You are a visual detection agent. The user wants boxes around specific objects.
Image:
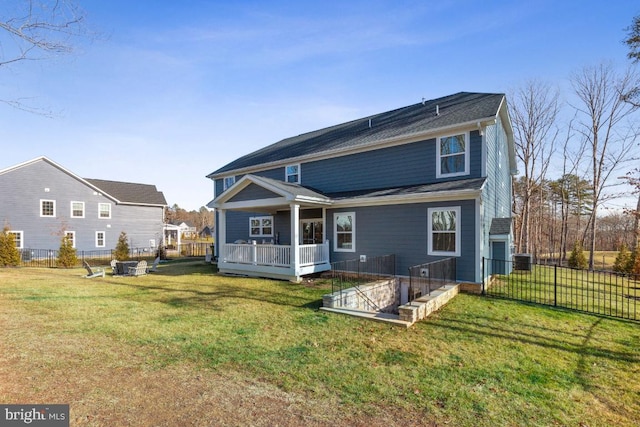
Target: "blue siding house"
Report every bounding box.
[0,157,167,254]
[207,92,516,283]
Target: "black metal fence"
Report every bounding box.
[483,257,639,321]
[330,254,396,294]
[16,242,211,268]
[407,257,457,302]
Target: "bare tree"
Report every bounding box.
[0,0,89,114]
[509,80,559,255]
[570,63,640,269]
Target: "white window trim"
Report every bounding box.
[65,231,76,248]
[40,199,56,217]
[70,201,85,218]
[9,231,23,249]
[98,203,111,219]
[223,176,236,190]
[249,216,274,238]
[436,132,470,178]
[285,164,301,184]
[428,206,461,256]
[95,231,106,248]
[333,212,355,252]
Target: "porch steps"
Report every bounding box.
[320,283,460,327]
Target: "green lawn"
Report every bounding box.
[1,260,639,426]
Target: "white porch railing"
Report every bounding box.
[222,241,329,268]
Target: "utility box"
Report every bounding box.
[514,254,532,271]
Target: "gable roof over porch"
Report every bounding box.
[209,174,332,212]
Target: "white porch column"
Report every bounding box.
[218,209,226,260]
[291,203,300,273]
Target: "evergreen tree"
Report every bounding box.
[567,241,588,269]
[57,234,78,268]
[627,247,640,277]
[0,226,21,267]
[613,243,632,274]
[114,232,130,261]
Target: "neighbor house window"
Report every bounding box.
[436,133,469,177]
[71,201,85,218]
[249,216,273,237]
[99,203,111,219]
[96,231,105,248]
[65,231,75,248]
[223,176,235,190]
[428,207,461,256]
[8,231,23,249]
[40,200,56,217]
[334,212,355,252]
[285,164,300,183]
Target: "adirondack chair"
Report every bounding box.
[149,257,160,272]
[128,260,148,276]
[110,259,118,275]
[83,261,105,278]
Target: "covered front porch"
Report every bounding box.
[211,174,333,282]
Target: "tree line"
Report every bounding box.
[511,14,640,272]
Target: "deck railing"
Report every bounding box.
[222,241,329,268]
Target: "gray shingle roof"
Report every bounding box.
[85,178,167,206]
[489,217,512,235]
[208,92,505,177]
[327,177,487,200]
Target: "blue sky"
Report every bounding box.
[1,1,638,210]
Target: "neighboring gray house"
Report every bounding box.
[207,92,516,283]
[0,157,167,253]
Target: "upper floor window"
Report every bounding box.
[223,176,236,190]
[249,216,273,237]
[8,231,23,249]
[428,207,460,256]
[334,212,355,252]
[437,133,469,178]
[40,200,56,217]
[71,201,85,218]
[285,164,300,183]
[99,203,111,219]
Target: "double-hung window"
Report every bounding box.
[428,207,460,256]
[65,231,75,248]
[285,164,300,183]
[223,176,236,191]
[334,212,355,252]
[99,203,111,219]
[71,201,85,218]
[437,133,469,178]
[96,231,105,248]
[249,216,273,237]
[8,231,23,249]
[40,200,56,217]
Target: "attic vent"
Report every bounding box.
[422,97,426,106]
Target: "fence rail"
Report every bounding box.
[407,257,457,302]
[16,242,211,268]
[483,257,639,321]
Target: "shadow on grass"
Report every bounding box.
[426,304,639,364]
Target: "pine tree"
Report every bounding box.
[613,243,632,274]
[57,234,78,268]
[627,247,640,277]
[567,241,588,269]
[0,226,21,267]
[115,232,130,261]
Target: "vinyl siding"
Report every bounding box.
[214,131,483,197]
[327,199,477,282]
[0,160,164,251]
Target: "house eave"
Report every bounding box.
[331,188,483,208]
